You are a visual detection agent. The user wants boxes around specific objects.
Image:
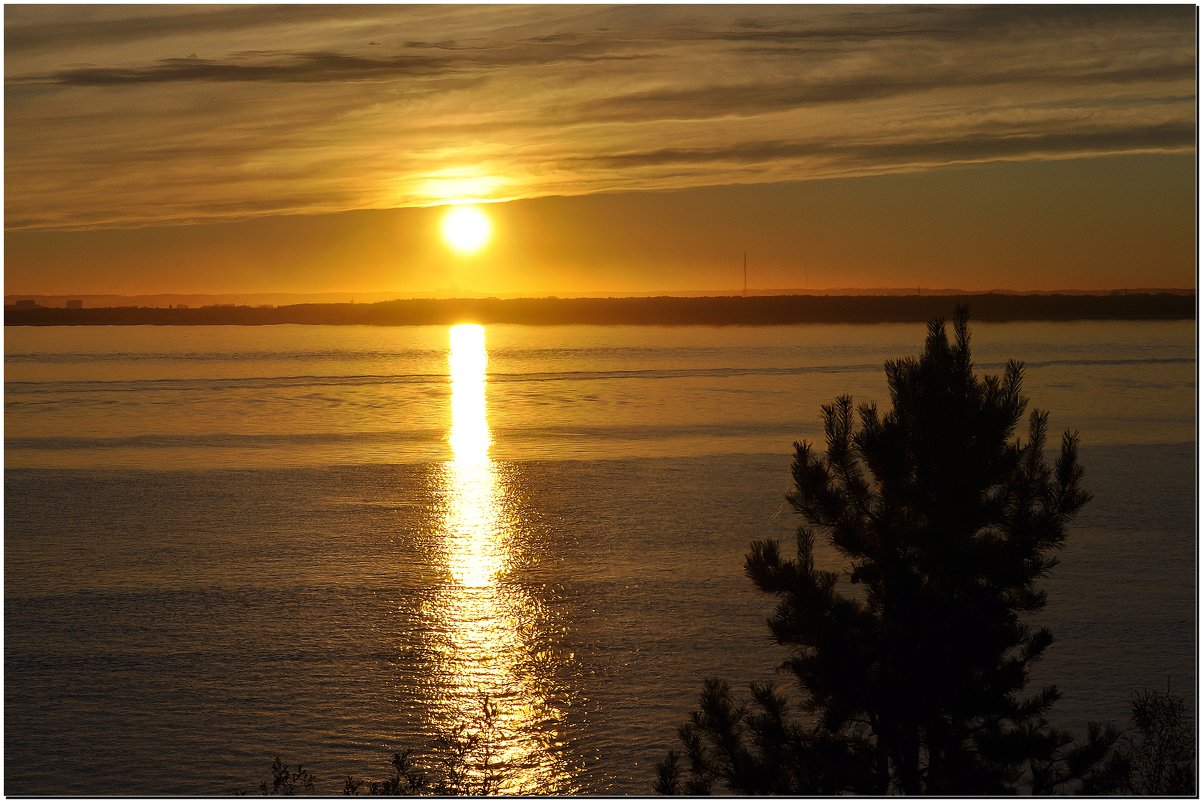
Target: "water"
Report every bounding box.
[5,321,1195,794]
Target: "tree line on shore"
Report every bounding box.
[7,292,1196,326]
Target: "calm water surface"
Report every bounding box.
[5,321,1195,794]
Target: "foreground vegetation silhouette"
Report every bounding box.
[254,696,508,796]
[247,309,1192,796]
[248,687,1192,795]
[657,308,1123,794]
[1082,685,1196,795]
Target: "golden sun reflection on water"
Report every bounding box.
[427,323,573,793]
[446,324,498,589]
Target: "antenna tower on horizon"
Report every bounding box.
[743,252,747,297]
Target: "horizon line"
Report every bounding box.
[6,287,1195,304]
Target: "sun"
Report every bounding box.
[441,205,492,254]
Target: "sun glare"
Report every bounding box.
[441,205,492,254]
[433,323,570,791]
[448,323,491,466]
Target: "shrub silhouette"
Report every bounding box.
[253,696,507,796]
[1084,685,1196,795]
[259,757,315,796]
[341,696,506,796]
[657,308,1117,794]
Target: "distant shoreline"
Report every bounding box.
[4,293,1194,326]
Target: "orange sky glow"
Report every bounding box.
[4,5,1195,297]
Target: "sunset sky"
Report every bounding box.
[5,4,1196,297]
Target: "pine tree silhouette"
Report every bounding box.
[657,307,1116,794]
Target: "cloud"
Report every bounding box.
[706,4,1191,45]
[14,40,646,87]
[580,123,1196,172]
[578,60,1194,124]
[4,5,1194,230]
[4,5,383,51]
